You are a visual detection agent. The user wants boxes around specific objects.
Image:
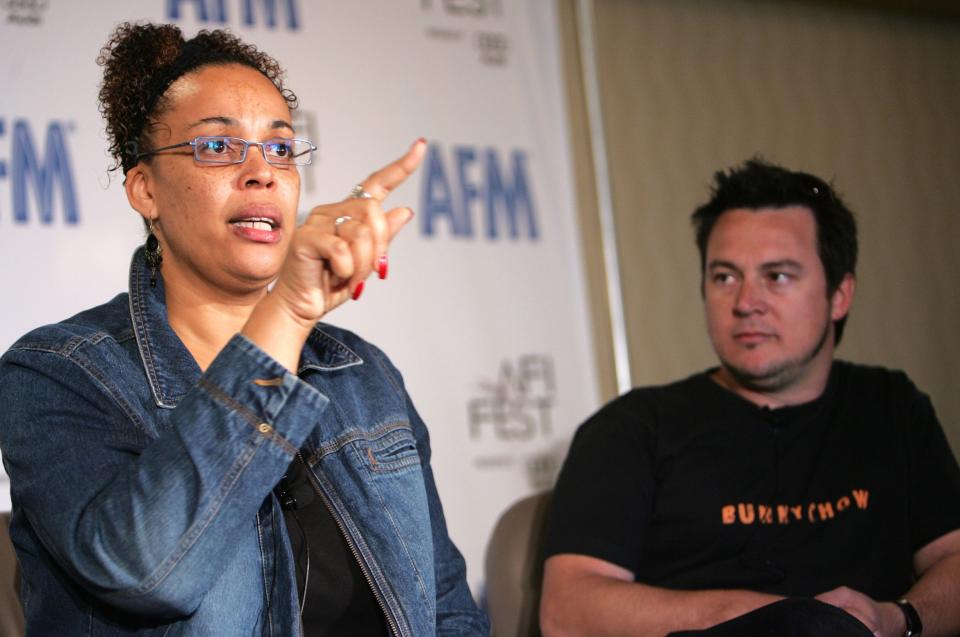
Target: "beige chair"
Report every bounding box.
[0,512,24,635]
[484,491,552,637]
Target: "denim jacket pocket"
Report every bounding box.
[361,425,421,475]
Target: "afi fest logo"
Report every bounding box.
[167,0,301,30]
[468,355,555,442]
[420,0,508,66]
[1,0,48,25]
[0,118,80,225]
[468,355,560,488]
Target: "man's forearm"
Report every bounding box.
[540,556,783,637]
[904,551,960,637]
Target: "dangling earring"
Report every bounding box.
[145,220,163,288]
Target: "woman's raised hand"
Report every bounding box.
[289,138,426,315]
[242,139,425,371]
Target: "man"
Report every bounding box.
[540,160,960,637]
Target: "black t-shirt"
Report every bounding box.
[278,457,388,637]
[543,361,960,599]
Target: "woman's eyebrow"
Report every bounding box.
[187,116,236,130]
[185,116,295,133]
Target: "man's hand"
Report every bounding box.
[816,586,906,637]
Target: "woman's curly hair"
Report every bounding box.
[97,22,298,175]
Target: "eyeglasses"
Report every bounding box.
[136,136,317,167]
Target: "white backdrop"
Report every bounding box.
[0,1,599,599]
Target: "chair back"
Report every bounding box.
[0,512,24,635]
[484,491,552,637]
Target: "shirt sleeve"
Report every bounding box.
[904,381,960,552]
[542,391,657,574]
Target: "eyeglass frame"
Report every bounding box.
[134,136,317,167]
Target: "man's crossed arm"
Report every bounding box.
[540,528,960,637]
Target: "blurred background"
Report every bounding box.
[0,0,958,629]
[562,0,960,453]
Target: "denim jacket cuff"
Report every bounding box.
[199,333,330,455]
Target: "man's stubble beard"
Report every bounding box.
[721,312,833,394]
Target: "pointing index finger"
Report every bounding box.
[357,138,427,202]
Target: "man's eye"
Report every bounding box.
[770,272,791,284]
[713,273,734,284]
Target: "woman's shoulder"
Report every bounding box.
[309,322,388,360]
[4,293,132,358]
[307,322,403,384]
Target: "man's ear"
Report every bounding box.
[830,273,856,321]
[124,164,156,223]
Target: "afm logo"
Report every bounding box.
[0,118,79,225]
[167,0,300,30]
[420,143,538,241]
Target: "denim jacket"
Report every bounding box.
[0,249,489,636]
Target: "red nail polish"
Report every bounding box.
[352,280,365,301]
[417,137,427,145]
[377,255,389,280]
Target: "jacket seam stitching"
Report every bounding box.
[10,345,153,436]
[308,328,364,367]
[304,421,412,463]
[197,377,297,456]
[367,347,405,397]
[350,444,431,604]
[129,270,169,406]
[71,354,152,436]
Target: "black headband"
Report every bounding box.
[122,41,232,173]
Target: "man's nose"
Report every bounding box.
[733,277,768,316]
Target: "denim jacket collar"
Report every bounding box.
[127,248,363,409]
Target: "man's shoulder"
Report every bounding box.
[613,368,709,396]
[621,369,720,408]
[833,359,922,399]
[579,370,719,434]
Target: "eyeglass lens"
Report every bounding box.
[194,137,313,166]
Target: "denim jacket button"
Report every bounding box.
[257,423,273,434]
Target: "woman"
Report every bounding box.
[0,22,489,635]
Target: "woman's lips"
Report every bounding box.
[230,222,282,243]
[229,206,283,243]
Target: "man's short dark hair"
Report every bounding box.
[691,158,858,344]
